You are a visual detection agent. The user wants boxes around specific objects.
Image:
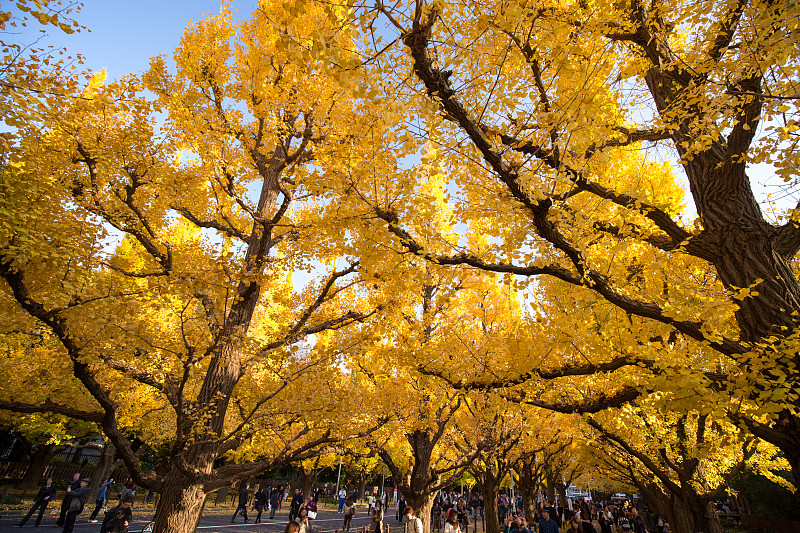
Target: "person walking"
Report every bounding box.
[270,485,283,519]
[17,476,56,527]
[296,507,311,533]
[254,485,266,523]
[62,478,90,533]
[289,488,304,522]
[398,496,408,522]
[89,478,114,522]
[403,506,424,533]
[579,502,595,533]
[118,482,136,506]
[598,507,614,533]
[339,487,348,513]
[343,496,356,533]
[371,500,383,533]
[56,473,81,527]
[537,509,559,533]
[231,482,250,523]
[444,509,461,533]
[306,497,318,520]
[432,499,442,532]
[100,494,133,533]
[457,499,469,532]
[629,508,647,533]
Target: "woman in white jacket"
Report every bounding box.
[444,509,461,533]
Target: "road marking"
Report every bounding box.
[130,515,373,533]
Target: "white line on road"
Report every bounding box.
[131,515,374,533]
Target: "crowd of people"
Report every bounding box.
[418,492,668,533]
[16,473,135,533]
[14,472,672,533]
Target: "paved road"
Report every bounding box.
[0,506,387,533]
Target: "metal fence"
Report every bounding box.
[0,460,129,486]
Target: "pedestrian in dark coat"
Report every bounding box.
[56,473,81,527]
[270,485,283,519]
[630,508,647,533]
[62,478,90,533]
[254,486,267,523]
[101,495,133,533]
[538,509,559,533]
[289,488,304,521]
[18,477,56,527]
[232,482,250,523]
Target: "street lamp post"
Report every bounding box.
[335,458,343,497]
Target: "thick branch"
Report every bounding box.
[0,399,104,423]
[417,355,653,390]
[507,386,642,414]
[374,210,745,356]
[173,205,247,240]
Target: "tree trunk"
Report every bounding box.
[634,480,671,522]
[515,470,537,522]
[555,484,566,510]
[358,476,370,502]
[88,441,116,502]
[472,468,504,533]
[19,444,56,490]
[483,488,499,533]
[151,468,208,533]
[545,481,555,506]
[300,467,319,501]
[666,494,721,533]
[638,66,800,495]
[71,443,84,465]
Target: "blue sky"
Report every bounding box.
[24,1,250,79]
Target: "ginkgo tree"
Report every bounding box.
[332,0,800,491]
[585,401,789,533]
[0,2,387,532]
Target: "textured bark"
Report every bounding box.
[555,484,566,509]
[358,476,370,502]
[482,491,499,533]
[545,474,556,506]
[514,467,537,521]
[88,441,116,502]
[300,466,320,501]
[634,481,670,520]
[665,494,721,533]
[151,468,208,533]
[379,428,450,533]
[628,463,722,533]
[644,63,800,343]
[472,467,504,533]
[71,444,84,465]
[408,493,436,533]
[643,66,800,496]
[19,444,56,490]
